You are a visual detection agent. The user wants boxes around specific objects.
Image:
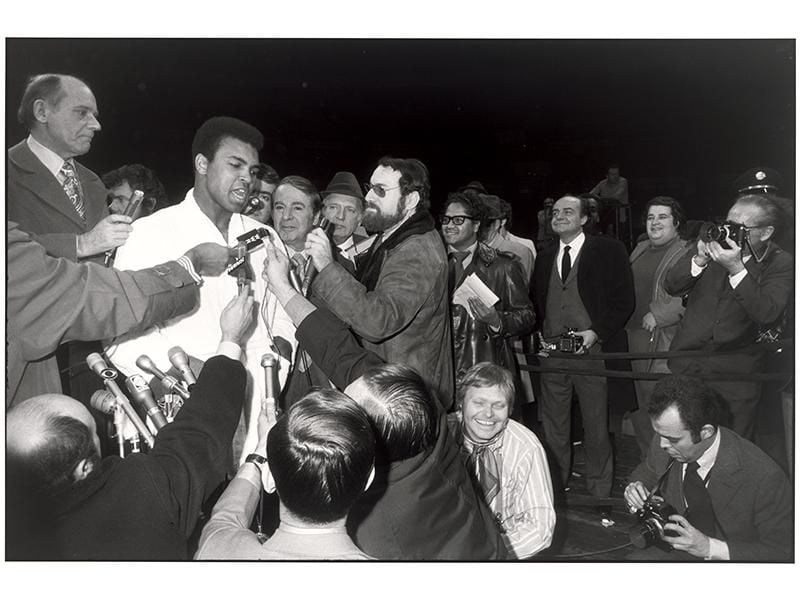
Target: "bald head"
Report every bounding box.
[7,394,101,494]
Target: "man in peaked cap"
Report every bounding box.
[321,171,374,272]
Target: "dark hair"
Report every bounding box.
[643,196,684,228]
[16,73,89,131]
[377,156,431,210]
[357,364,438,462]
[275,175,322,214]
[252,162,280,185]
[191,116,263,164]
[267,389,375,524]
[10,414,98,498]
[648,376,725,443]
[101,163,169,216]
[456,362,516,412]
[557,194,591,218]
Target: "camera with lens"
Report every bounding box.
[558,329,583,354]
[629,497,679,549]
[701,221,748,249]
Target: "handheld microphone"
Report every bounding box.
[301,217,337,294]
[135,355,191,401]
[242,195,263,216]
[125,374,168,431]
[104,190,144,267]
[86,353,155,448]
[261,354,278,402]
[167,346,197,388]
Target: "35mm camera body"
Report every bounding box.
[629,497,679,549]
[701,221,748,249]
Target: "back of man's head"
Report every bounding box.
[267,390,375,525]
[191,116,263,165]
[377,156,431,211]
[648,376,726,442]
[345,364,438,463]
[7,395,101,498]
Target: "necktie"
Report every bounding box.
[683,462,716,537]
[561,245,572,283]
[59,160,85,220]
[448,250,470,293]
[470,444,502,506]
[290,254,308,291]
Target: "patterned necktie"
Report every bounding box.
[561,245,572,283]
[290,253,308,293]
[59,160,85,220]
[448,250,470,293]
[683,461,715,537]
[470,443,502,506]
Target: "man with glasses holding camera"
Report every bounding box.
[664,194,793,441]
[304,156,454,409]
[440,191,534,411]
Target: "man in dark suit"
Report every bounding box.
[532,195,634,499]
[664,194,793,440]
[8,73,133,262]
[624,375,792,561]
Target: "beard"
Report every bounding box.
[362,195,407,232]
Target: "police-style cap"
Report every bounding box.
[733,167,782,194]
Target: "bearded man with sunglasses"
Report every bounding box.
[441,192,535,411]
[304,156,454,410]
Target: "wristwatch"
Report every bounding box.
[245,453,267,471]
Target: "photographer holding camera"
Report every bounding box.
[663,194,793,440]
[624,375,791,561]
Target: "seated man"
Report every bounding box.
[450,362,555,559]
[6,289,254,560]
[624,375,792,561]
[261,241,506,560]
[195,390,376,560]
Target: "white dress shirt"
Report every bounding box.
[106,189,297,462]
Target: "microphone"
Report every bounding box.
[104,190,144,267]
[90,389,117,414]
[261,354,278,402]
[167,346,197,389]
[125,374,168,431]
[135,355,191,401]
[301,217,337,294]
[86,353,155,448]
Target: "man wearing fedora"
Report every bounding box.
[321,171,374,273]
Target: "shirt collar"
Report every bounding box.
[27,134,67,178]
[695,428,721,477]
[559,231,586,254]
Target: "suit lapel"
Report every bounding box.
[706,430,744,517]
[9,141,87,228]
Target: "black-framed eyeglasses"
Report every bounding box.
[440,215,477,226]
[362,182,401,198]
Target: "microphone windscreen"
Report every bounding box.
[90,390,116,415]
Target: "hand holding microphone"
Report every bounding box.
[168,346,197,389]
[303,218,337,287]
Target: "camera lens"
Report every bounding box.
[703,223,725,243]
[629,520,660,549]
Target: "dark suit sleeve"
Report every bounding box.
[295,307,385,389]
[591,239,635,342]
[7,222,199,364]
[663,248,700,297]
[145,356,247,538]
[731,250,793,325]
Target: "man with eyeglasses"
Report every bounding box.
[664,194,793,441]
[304,156,454,410]
[441,192,534,414]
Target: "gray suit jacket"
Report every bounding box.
[630,427,793,561]
[7,139,109,261]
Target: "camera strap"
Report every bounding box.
[646,458,676,502]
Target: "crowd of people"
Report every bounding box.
[6,72,794,562]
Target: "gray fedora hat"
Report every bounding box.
[321,171,364,200]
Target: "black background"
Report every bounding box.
[6,38,795,239]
